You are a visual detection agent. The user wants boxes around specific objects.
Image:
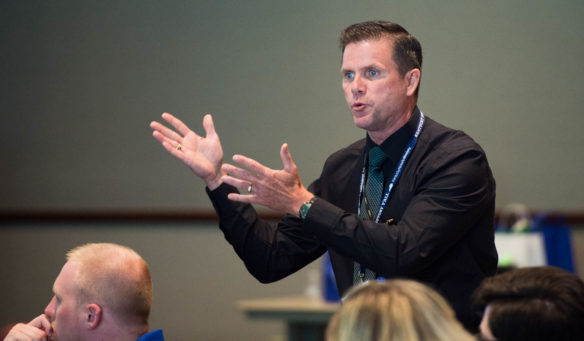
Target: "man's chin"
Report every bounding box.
[352,116,371,130]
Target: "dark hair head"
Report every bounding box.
[339,20,422,78]
[472,266,584,341]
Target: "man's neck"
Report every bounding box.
[368,104,416,145]
[91,321,148,341]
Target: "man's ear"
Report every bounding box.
[85,303,103,329]
[405,68,421,96]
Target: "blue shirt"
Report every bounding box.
[137,329,164,341]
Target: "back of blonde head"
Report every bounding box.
[326,280,474,341]
[67,243,152,328]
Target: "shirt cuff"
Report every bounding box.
[303,198,346,242]
[206,183,240,215]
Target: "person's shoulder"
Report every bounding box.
[328,138,365,159]
[308,138,365,193]
[422,116,486,155]
[323,138,365,166]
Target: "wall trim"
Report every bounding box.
[1,210,583,225]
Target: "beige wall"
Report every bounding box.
[1,0,583,212]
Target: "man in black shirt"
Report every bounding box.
[150,20,497,330]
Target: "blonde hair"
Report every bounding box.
[66,243,152,327]
[326,280,475,341]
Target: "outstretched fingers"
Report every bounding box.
[221,155,268,197]
[221,162,257,185]
[151,112,199,159]
[222,174,253,195]
[159,139,185,161]
[150,120,183,142]
[231,154,270,177]
[161,112,194,137]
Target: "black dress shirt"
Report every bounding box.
[207,107,497,330]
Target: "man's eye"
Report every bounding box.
[344,72,355,80]
[367,70,379,77]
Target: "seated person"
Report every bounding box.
[325,279,475,341]
[472,266,584,341]
[3,243,164,341]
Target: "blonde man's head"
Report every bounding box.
[326,280,474,341]
[66,243,152,329]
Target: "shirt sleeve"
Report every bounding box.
[206,184,327,283]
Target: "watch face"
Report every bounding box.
[300,197,316,219]
[300,204,309,219]
[300,204,306,219]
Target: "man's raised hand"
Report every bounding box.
[221,143,313,215]
[150,113,226,189]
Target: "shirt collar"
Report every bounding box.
[136,329,164,341]
[365,106,421,165]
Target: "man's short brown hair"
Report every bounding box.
[340,20,422,79]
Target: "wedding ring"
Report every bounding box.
[247,184,253,193]
[176,143,182,151]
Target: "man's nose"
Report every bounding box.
[351,75,365,97]
[44,296,56,317]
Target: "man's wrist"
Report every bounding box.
[299,197,317,220]
[205,170,225,191]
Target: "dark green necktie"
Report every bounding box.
[362,146,386,216]
[354,146,386,284]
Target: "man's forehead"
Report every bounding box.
[341,38,394,68]
[53,260,79,293]
[346,35,393,49]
